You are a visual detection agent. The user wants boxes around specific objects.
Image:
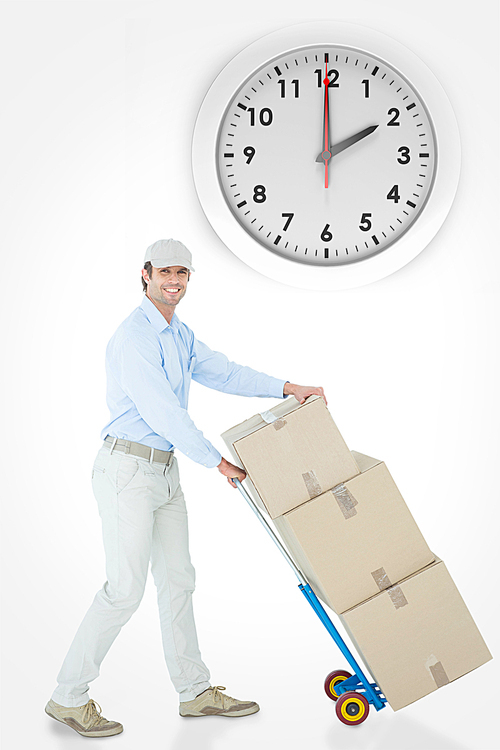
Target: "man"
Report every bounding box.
[45,239,326,737]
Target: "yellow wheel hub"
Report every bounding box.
[340,695,366,722]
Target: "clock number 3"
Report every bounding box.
[397,146,411,164]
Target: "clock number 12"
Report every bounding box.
[315,69,340,87]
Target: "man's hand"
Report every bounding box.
[218,457,247,488]
[283,382,327,406]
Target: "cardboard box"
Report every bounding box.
[221,396,359,519]
[273,451,435,613]
[340,559,492,711]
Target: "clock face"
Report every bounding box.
[193,22,460,289]
[217,45,436,266]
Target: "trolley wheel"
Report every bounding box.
[324,670,352,701]
[335,691,370,726]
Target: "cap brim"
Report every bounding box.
[149,258,195,272]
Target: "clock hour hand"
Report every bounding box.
[316,125,378,162]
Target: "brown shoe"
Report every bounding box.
[179,685,260,717]
[45,698,123,737]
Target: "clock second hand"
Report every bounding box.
[322,61,332,189]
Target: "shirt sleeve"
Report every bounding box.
[191,336,287,398]
[114,334,222,468]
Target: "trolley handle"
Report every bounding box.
[233,478,307,585]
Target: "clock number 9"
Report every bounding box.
[253,185,267,203]
[243,146,255,164]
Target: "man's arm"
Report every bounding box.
[190,337,286,399]
[191,337,327,406]
[189,337,328,485]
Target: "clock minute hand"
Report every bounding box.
[315,125,379,162]
[321,62,332,188]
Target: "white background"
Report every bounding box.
[1,2,498,749]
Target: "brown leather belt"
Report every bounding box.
[104,436,174,465]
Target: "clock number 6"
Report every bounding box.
[321,224,333,242]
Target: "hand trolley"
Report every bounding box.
[234,478,387,726]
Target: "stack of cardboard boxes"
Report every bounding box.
[222,395,491,711]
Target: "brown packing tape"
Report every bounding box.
[387,585,409,609]
[429,661,450,688]
[302,470,322,499]
[332,483,358,519]
[371,567,408,609]
[273,419,287,431]
[371,567,393,590]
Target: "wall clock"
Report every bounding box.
[192,22,460,290]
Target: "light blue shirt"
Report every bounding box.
[101,295,287,468]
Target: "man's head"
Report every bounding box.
[141,239,194,312]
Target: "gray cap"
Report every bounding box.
[144,239,195,272]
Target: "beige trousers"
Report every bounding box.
[51,443,211,707]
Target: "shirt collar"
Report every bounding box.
[140,295,180,333]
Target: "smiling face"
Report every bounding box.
[142,265,190,321]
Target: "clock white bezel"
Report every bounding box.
[192,21,460,290]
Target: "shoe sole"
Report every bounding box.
[45,707,124,737]
[180,705,260,718]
